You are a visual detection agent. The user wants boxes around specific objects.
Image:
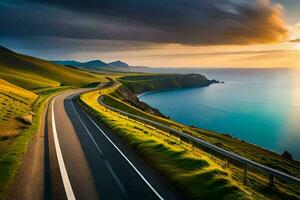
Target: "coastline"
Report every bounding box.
[135,86,299,162]
[136,90,157,98]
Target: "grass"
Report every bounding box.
[81,83,300,199]
[0,84,73,198]
[118,74,212,94]
[102,95,183,130]
[0,79,38,137]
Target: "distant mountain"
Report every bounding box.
[108,60,130,68]
[52,59,108,68]
[52,59,130,69]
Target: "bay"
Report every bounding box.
[137,68,300,160]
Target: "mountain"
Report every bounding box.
[0,46,106,89]
[52,59,130,70]
[108,60,130,68]
[80,60,108,67]
[52,59,108,68]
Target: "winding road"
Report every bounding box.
[46,87,181,200]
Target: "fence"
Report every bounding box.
[99,94,300,187]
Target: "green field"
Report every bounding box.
[79,84,300,200]
[118,73,213,94]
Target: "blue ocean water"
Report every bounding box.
[138,68,300,160]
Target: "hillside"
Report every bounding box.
[118,73,218,94]
[111,74,218,117]
[0,79,37,131]
[0,46,106,89]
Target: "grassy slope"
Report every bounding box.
[79,88,250,200]
[102,83,300,199]
[0,79,38,131]
[0,47,107,89]
[102,95,180,128]
[0,79,38,167]
[118,74,213,94]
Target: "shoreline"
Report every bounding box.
[136,90,157,98]
[135,87,299,162]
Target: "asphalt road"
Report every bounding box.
[47,88,182,200]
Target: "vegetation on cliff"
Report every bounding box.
[112,73,218,118]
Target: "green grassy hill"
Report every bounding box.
[0,79,37,135]
[119,74,217,94]
[0,46,106,89]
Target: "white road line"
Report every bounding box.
[79,105,165,200]
[51,98,76,200]
[70,102,105,156]
[70,101,129,199]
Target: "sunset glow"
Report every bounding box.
[1,0,300,68]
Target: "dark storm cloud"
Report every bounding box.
[0,0,288,48]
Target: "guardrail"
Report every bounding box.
[98,89,300,187]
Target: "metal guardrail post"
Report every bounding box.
[227,159,230,168]
[269,174,274,187]
[189,140,194,155]
[243,164,248,185]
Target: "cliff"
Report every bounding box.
[112,73,218,118]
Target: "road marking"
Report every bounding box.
[70,102,105,156]
[70,102,129,199]
[78,103,165,200]
[51,98,76,200]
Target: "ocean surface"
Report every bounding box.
[136,68,300,160]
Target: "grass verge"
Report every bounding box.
[0,86,72,198]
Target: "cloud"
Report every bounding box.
[290,39,300,42]
[133,49,300,58]
[289,22,300,41]
[0,0,288,50]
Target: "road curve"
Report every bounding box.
[47,88,181,200]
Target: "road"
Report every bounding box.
[47,88,181,200]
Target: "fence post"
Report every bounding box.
[269,174,274,187]
[227,159,231,168]
[190,140,194,155]
[243,164,248,185]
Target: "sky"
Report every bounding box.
[0,0,300,68]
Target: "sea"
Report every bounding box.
[133,67,300,160]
